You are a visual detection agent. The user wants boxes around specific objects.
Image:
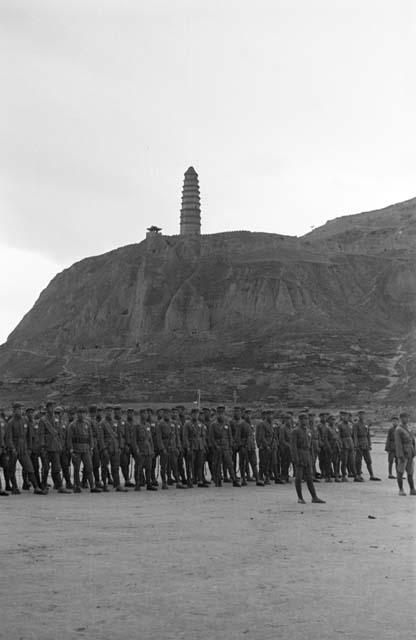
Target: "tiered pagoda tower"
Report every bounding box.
[180,166,201,235]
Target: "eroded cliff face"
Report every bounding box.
[1,198,415,406]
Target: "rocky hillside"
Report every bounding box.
[1,198,415,407]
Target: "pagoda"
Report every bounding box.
[180,166,201,235]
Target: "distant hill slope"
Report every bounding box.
[1,198,415,407]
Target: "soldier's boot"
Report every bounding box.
[311,496,326,503]
[4,471,12,492]
[232,475,241,487]
[90,472,102,492]
[0,477,9,496]
[54,473,71,494]
[81,469,89,489]
[295,479,305,503]
[408,475,415,494]
[63,467,73,489]
[22,471,31,490]
[29,473,47,495]
[397,471,406,495]
[368,465,381,481]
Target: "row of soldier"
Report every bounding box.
[0,402,401,502]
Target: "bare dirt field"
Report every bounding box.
[1,443,414,640]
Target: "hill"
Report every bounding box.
[0,198,415,407]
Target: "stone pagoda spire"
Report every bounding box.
[180,166,201,235]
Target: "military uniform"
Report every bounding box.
[256,414,273,484]
[0,414,9,494]
[394,417,416,495]
[68,412,101,492]
[290,415,325,504]
[338,416,357,481]
[239,411,262,486]
[100,413,122,490]
[5,407,44,494]
[156,414,186,489]
[318,417,332,481]
[38,410,66,491]
[385,419,398,478]
[209,409,239,487]
[278,417,292,483]
[353,414,379,480]
[182,413,200,487]
[132,414,156,490]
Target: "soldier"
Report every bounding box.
[26,406,49,490]
[327,414,342,482]
[148,408,160,487]
[271,414,284,484]
[182,407,199,488]
[133,409,157,491]
[99,406,126,492]
[38,402,71,493]
[290,412,325,504]
[175,406,187,485]
[0,408,11,492]
[201,407,213,482]
[0,409,9,495]
[230,407,243,477]
[353,411,380,481]
[114,405,134,488]
[318,413,333,482]
[279,414,293,483]
[5,402,46,495]
[394,411,416,496]
[89,405,104,489]
[385,415,399,479]
[239,408,263,486]
[156,408,187,489]
[67,407,102,493]
[55,406,73,490]
[308,411,321,480]
[338,411,359,482]
[256,409,273,485]
[209,406,240,487]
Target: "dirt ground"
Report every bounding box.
[0,442,414,640]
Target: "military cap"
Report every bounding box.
[339,410,348,415]
[175,405,185,410]
[399,411,408,418]
[45,401,55,408]
[265,409,273,414]
[12,402,22,409]
[318,412,326,418]
[171,406,179,412]
[357,410,365,414]
[243,407,252,413]
[302,407,310,413]
[298,411,308,418]
[76,406,86,413]
[217,405,225,411]
[202,407,210,412]
[55,406,63,413]
[113,405,122,411]
[233,406,241,411]
[127,408,135,412]
[25,406,34,412]
[139,408,147,414]
[285,411,294,416]
[390,415,398,420]
[89,404,97,411]
[191,407,199,413]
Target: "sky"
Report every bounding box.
[1,0,415,344]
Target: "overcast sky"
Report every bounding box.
[1,0,415,345]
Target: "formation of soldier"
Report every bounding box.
[0,402,413,502]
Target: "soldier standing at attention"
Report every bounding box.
[83,405,103,489]
[318,413,333,482]
[0,410,9,495]
[290,413,326,505]
[353,410,380,481]
[0,408,11,492]
[394,412,416,496]
[156,408,187,490]
[55,406,73,490]
[256,409,273,485]
[271,414,284,484]
[278,414,293,483]
[6,402,46,495]
[230,407,243,477]
[182,407,199,487]
[100,406,126,492]
[239,408,264,486]
[209,406,240,488]
[385,416,399,479]
[308,411,321,480]
[133,409,157,491]
[68,407,102,493]
[338,411,359,482]
[114,405,134,488]
[148,408,160,487]
[26,407,48,491]
[38,402,71,493]
[327,415,342,482]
